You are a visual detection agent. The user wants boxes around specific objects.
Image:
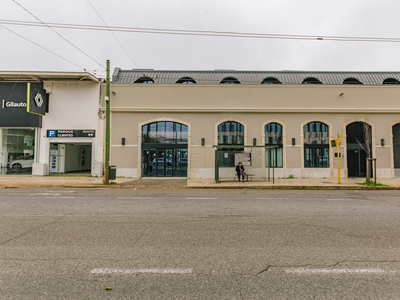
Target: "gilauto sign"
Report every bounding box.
[2,100,27,108]
[0,82,47,127]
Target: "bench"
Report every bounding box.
[233,173,256,181]
[245,174,255,181]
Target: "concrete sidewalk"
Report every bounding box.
[0,175,400,189]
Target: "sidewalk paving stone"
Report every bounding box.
[0,175,399,190]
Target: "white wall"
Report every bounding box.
[36,80,103,176]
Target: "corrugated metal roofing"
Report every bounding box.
[0,71,99,82]
[112,68,400,85]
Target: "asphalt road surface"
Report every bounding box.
[1,187,400,299]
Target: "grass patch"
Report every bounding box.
[356,181,388,187]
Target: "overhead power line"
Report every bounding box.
[11,1,105,69]
[86,0,140,69]
[2,19,400,43]
[0,24,84,69]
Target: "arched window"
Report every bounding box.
[141,121,188,178]
[261,77,282,84]
[219,77,241,84]
[134,77,155,84]
[383,78,400,85]
[303,122,329,168]
[302,77,323,84]
[342,78,363,85]
[218,121,244,145]
[265,123,283,168]
[142,121,188,144]
[175,77,197,84]
[217,121,244,167]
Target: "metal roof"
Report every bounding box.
[112,68,400,85]
[0,71,100,82]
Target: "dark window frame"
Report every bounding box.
[303,121,329,168]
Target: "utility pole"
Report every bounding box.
[331,132,342,184]
[104,60,110,184]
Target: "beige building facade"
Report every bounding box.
[102,69,400,180]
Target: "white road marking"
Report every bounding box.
[117,197,150,199]
[48,197,76,199]
[186,197,218,200]
[285,268,397,274]
[30,193,61,196]
[91,268,193,275]
[257,198,286,200]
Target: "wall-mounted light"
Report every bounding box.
[381,139,385,146]
[253,138,257,146]
[201,138,205,146]
[111,91,116,94]
[122,138,125,145]
[292,138,296,146]
[339,93,344,96]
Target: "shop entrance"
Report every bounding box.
[49,143,92,174]
[142,148,187,177]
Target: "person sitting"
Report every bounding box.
[236,162,245,182]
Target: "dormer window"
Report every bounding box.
[342,78,363,85]
[134,77,155,84]
[382,78,400,85]
[219,77,241,84]
[261,77,282,84]
[175,77,197,84]
[302,77,323,84]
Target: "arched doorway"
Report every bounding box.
[392,123,400,177]
[346,122,372,177]
[141,121,188,177]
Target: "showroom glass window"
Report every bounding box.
[303,122,329,167]
[265,123,283,167]
[0,128,36,175]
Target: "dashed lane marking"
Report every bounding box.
[116,197,151,199]
[186,197,218,200]
[30,193,61,196]
[285,268,398,274]
[91,268,193,275]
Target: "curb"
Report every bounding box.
[1,184,399,190]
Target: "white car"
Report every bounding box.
[8,156,34,171]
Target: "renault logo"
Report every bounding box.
[34,93,44,107]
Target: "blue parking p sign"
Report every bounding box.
[48,130,56,137]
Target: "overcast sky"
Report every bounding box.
[1,0,400,77]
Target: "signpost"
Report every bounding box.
[331,133,342,184]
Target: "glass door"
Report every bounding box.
[156,149,165,176]
[165,149,173,177]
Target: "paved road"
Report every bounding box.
[1,188,400,299]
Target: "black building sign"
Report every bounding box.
[0,82,49,127]
[27,83,49,116]
[47,130,96,138]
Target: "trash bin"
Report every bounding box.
[109,165,116,180]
